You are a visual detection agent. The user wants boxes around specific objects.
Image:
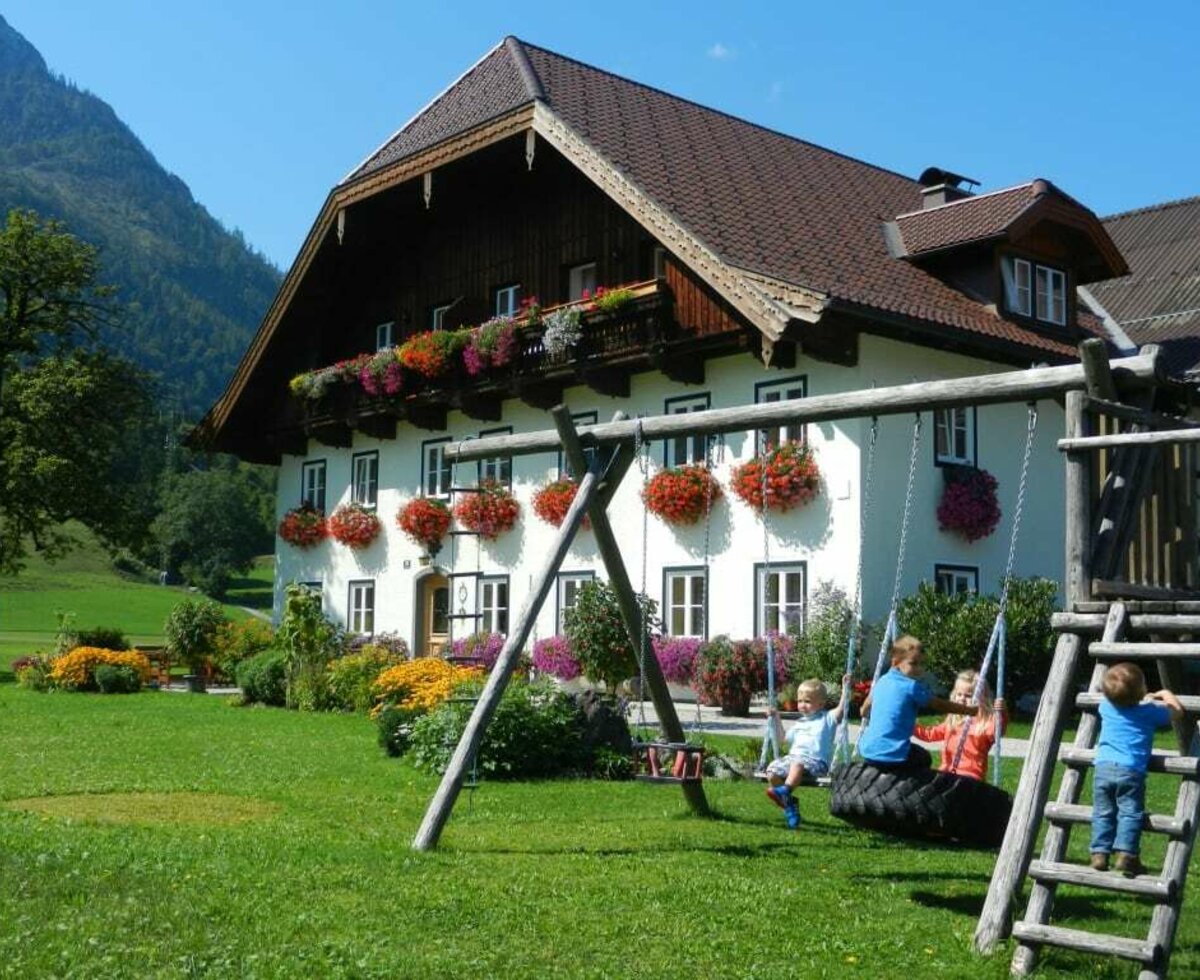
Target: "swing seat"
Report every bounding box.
[829,762,1012,848]
[752,768,831,788]
[632,741,705,784]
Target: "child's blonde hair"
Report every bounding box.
[797,678,827,706]
[1103,662,1147,707]
[891,635,922,665]
[949,668,994,726]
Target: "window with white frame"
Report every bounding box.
[558,412,599,476]
[432,304,452,330]
[935,564,978,596]
[664,394,711,467]
[478,427,512,486]
[568,262,597,300]
[375,321,395,351]
[478,576,510,635]
[1036,266,1066,325]
[495,284,521,317]
[348,580,375,635]
[934,407,975,466]
[301,460,326,512]
[422,438,452,498]
[757,563,806,635]
[1003,256,1066,326]
[351,452,379,508]
[1002,257,1032,317]
[556,571,595,633]
[755,376,807,449]
[664,568,707,638]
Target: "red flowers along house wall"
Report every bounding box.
[937,466,1001,543]
[729,441,821,513]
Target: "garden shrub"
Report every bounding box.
[277,584,344,711]
[48,648,151,692]
[896,577,1057,696]
[652,635,701,685]
[212,619,275,681]
[376,703,423,757]
[372,657,480,713]
[14,655,53,691]
[76,626,130,651]
[95,664,142,694]
[565,581,657,692]
[694,635,788,711]
[328,647,405,713]
[449,631,504,668]
[164,598,228,674]
[788,580,855,684]
[236,649,289,707]
[531,635,580,680]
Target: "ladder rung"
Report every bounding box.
[1053,613,1200,634]
[1011,922,1160,965]
[445,612,483,620]
[1027,859,1174,900]
[1043,801,1190,838]
[1075,692,1200,714]
[448,529,481,536]
[448,486,485,493]
[1088,641,1200,659]
[1060,748,1200,777]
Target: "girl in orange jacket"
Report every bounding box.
[914,668,1007,782]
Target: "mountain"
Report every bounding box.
[0,15,281,416]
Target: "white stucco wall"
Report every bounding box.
[275,336,1066,649]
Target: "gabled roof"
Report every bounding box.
[1091,195,1200,377]
[894,182,1047,255]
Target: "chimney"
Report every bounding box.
[917,167,979,209]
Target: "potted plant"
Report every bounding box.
[357,348,404,397]
[540,307,582,363]
[694,635,788,716]
[278,503,327,548]
[396,497,452,559]
[398,329,468,379]
[462,316,518,376]
[164,597,227,694]
[729,440,821,513]
[453,479,520,540]
[937,465,1002,542]
[531,635,582,684]
[642,464,722,526]
[328,501,383,549]
[532,477,589,529]
[779,681,798,712]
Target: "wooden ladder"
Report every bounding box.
[977,600,1200,978]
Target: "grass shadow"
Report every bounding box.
[908,889,987,917]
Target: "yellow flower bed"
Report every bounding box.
[371,658,480,713]
[49,647,152,691]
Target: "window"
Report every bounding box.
[478,426,512,487]
[301,460,326,512]
[1036,266,1066,325]
[478,576,510,635]
[558,411,598,476]
[755,376,808,449]
[1003,257,1032,317]
[556,571,595,633]
[1003,256,1066,326]
[375,321,395,351]
[432,304,452,330]
[495,284,521,317]
[653,246,668,280]
[351,451,379,508]
[756,562,806,635]
[934,407,975,466]
[568,262,597,300]
[935,564,978,596]
[664,567,707,638]
[348,580,375,635]
[422,438,452,498]
[663,394,710,467]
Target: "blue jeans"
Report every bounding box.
[1090,762,1147,855]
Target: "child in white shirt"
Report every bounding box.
[765,674,849,829]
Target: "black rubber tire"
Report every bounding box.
[829,761,1012,848]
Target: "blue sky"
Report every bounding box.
[6,1,1198,270]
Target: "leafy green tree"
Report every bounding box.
[277,584,344,711]
[564,581,657,693]
[0,209,155,573]
[164,597,228,675]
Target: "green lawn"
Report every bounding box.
[1,686,1194,978]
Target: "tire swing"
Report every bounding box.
[830,406,1037,848]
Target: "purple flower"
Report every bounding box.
[450,631,504,669]
[651,635,702,684]
[531,635,580,681]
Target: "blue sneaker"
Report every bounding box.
[785,799,801,830]
[766,784,791,809]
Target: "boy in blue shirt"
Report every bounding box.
[1090,662,1182,876]
[858,636,975,770]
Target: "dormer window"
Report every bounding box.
[1003,256,1066,326]
[375,321,394,351]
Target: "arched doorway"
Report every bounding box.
[414,570,449,657]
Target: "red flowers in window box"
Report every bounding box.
[327,501,382,549]
[532,477,590,529]
[396,497,452,554]
[937,465,1001,543]
[642,464,722,526]
[453,479,520,540]
[278,503,327,549]
[398,330,466,379]
[729,440,821,513]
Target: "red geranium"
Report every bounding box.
[643,464,722,526]
[278,503,326,548]
[937,466,1001,542]
[453,479,520,540]
[398,330,467,378]
[396,497,452,552]
[729,440,820,513]
[327,501,383,549]
[532,478,590,529]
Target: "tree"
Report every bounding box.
[0,209,155,573]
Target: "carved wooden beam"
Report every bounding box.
[274,429,309,457]
[454,392,503,422]
[581,365,630,399]
[357,413,397,441]
[407,404,449,431]
[655,350,706,385]
[309,422,353,449]
[513,378,565,411]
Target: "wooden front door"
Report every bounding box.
[421,573,449,657]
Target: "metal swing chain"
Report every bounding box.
[694,433,720,733]
[758,430,780,769]
[633,419,651,735]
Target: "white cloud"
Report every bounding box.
[707,42,735,61]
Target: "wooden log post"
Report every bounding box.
[1079,337,1118,400]
[552,406,709,816]
[411,468,601,852]
[1064,391,1092,608]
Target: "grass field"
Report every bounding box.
[0,526,273,670]
[1,685,1194,978]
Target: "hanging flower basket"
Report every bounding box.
[729,440,821,513]
[396,497,452,555]
[643,464,722,526]
[463,317,518,376]
[328,501,383,549]
[937,465,1001,542]
[532,477,590,529]
[278,503,327,548]
[453,479,520,540]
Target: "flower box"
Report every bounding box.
[278,503,327,548]
[643,465,722,526]
[453,479,520,540]
[729,440,821,513]
[937,465,1001,542]
[396,497,452,555]
[328,501,382,549]
[532,477,589,529]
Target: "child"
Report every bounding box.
[1089,662,1182,876]
[858,635,975,770]
[765,674,851,829]
[913,668,1008,782]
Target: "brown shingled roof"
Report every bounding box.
[894,184,1041,255]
